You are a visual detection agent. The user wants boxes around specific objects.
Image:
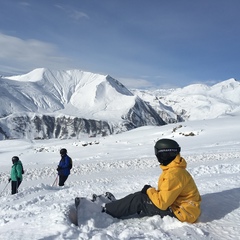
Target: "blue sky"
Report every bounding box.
[0,0,240,89]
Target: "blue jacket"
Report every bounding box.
[57,155,71,176]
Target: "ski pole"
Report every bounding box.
[0,181,10,196]
[52,175,58,186]
[55,176,58,186]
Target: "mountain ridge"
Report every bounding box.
[0,68,165,140]
[133,78,240,121]
[1,68,239,140]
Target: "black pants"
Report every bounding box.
[11,180,22,195]
[58,175,68,186]
[105,191,175,219]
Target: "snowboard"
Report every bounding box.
[74,192,116,226]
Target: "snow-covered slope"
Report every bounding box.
[2,68,135,119]
[0,114,239,239]
[134,78,240,121]
[164,79,240,120]
[132,88,183,123]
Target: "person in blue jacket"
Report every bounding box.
[57,148,72,186]
[9,156,23,194]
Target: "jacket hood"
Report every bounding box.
[160,154,187,170]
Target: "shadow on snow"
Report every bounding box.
[199,187,240,223]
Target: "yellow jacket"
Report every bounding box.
[147,155,201,223]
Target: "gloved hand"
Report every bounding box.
[17,178,20,182]
[141,184,152,194]
[57,166,61,171]
[8,178,11,182]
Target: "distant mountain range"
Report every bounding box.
[0,68,239,140]
[133,78,240,121]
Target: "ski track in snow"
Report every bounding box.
[1,150,240,181]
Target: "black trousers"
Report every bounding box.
[11,180,22,195]
[105,191,175,219]
[58,175,68,186]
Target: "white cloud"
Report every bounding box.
[118,76,180,90]
[71,10,89,20]
[0,33,74,74]
[19,2,31,7]
[118,77,155,89]
[55,4,89,20]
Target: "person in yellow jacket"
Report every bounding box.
[102,138,201,223]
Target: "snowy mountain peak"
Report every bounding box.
[212,78,239,91]
[159,78,240,120]
[1,68,239,140]
[132,78,240,122]
[1,68,135,117]
[7,68,46,82]
[0,68,165,140]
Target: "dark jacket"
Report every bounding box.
[57,155,71,176]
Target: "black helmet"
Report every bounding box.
[154,139,181,166]
[12,156,19,164]
[60,148,67,156]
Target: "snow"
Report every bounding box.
[6,68,46,82]
[133,78,240,121]
[1,69,143,123]
[0,114,240,240]
[1,69,240,238]
[4,69,240,124]
[165,79,240,120]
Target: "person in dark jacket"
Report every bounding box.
[57,148,72,186]
[9,156,23,195]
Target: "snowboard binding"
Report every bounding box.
[105,192,116,202]
[91,192,116,203]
